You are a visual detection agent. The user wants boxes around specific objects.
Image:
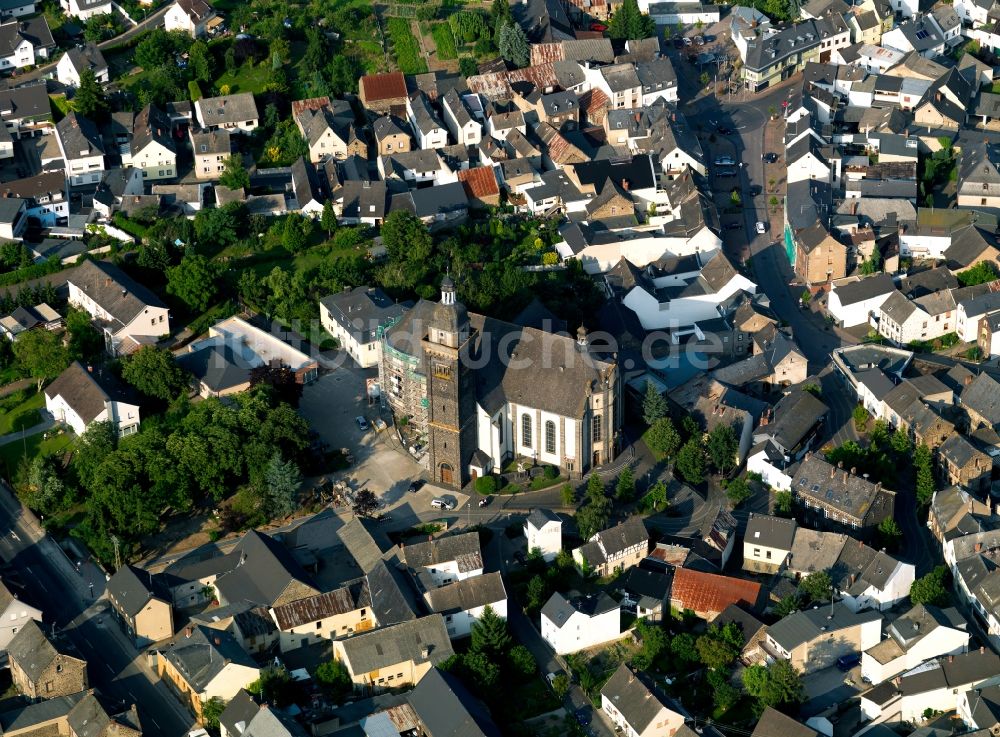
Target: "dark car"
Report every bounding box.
[703,34,715,42]
[724,221,742,230]
[694,35,705,45]
[764,152,779,163]
[717,126,734,135]
[408,480,424,494]
[716,168,737,177]
[673,37,684,48]
[513,551,527,565]
[837,653,861,671]
[575,709,592,726]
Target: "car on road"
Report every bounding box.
[716,168,737,177]
[408,480,424,494]
[575,708,592,726]
[355,416,369,431]
[725,221,742,230]
[431,497,454,510]
[764,152,779,163]
[703,34,715,42]
[755,221,767,234]
[717,126,734,135]
[683,36,692,45]
[694,35,705,45]
[714,155,735,166]
[478,496,491,507]
[513,551,527,565]
[837,652,861,671]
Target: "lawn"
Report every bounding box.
[0,432,73,482]
[430,22,457,60]
[387,17,427,75]
[213,63,273,95]
[49,95,70,121]
[0,390,45,437]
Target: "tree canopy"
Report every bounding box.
[167,253,220,312]
[608,0,656,40]
[13,328,69,390]
[642,380,667,425]
[910,566,950,606]
[120,346,189,401]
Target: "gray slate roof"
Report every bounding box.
[338,614,453,674]
[744,513,796,551]
[428,571,506,615]
[56,111,104,158]
[541,591,618,628]
[7,620,81,683]
[161,624,257,693]
[197,92,259,127]
[403,531,482,573]
[68,259,166,328]
[600,663,679,734]
[408,667,501,737]
[107,564,168,617]
[45,361,134,425]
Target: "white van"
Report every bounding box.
[431,498,454,510]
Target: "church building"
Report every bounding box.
[379,277,621,489]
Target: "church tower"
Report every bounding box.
[422,276,478,489]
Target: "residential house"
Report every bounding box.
[45,361,141,437]
[441,89,482,148]
[126,104,177,181]
[861,604,970,685]
[67,259,170,355]
[791,453,896,533]
[0,17,52,72]
[269,580,374,653]
[524,508,562,562]
[107,565,173,647]
[618,567,671,622]
[407,92,447,150]
[427,572,508,639]
[0,197,26,240]
[332,615,454,691]
[55,43,107,87]
[156,625,260,722]
[540,592,622,654]
[765,603,882,674]
[190,129,231,180]
[794,222,848,286]
[8,620,87,700]
[573,518,649,577]
[827,274,896,328]
[372,115,411,157]
[739,18,850,92]
[0,303,60,341]
[671,567,763,620]
[1,172,67,227]
[188,315,318,385]
[92,166,143,218]
[0,0,34,19]
[0,580,40,653]
[600,663,685,737]
[860,648,1000,722]
[750,388,829,476]
[0,83,52,139]
[882,16,947,58]
[637,57,678,105]
[961,372,1000,432]
[401,532,483,587]
[320,286,409,369]
[359,71,408,116]
[164,0,217,37]
[60,0,111,19]
[339,179,388,226]
[743,513,796,574]
[938,433,992,494]
[55,112,104,187]
[195,93,259,134]
[389,181,468,229]
[751,709,820,737]
[289,157,323,216]
[835,543,916,613]
[0,691,141,737]
[457,165,501,208]
[958,138,1000,209]
[292,96,364,163]
[218,690,260,737]
[406,667,502,737]
[929,485,994,544]
[175,342,250,398]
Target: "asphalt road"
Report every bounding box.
[0,484,194,737]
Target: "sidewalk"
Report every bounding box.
[762,117,786,243]
[0,413,55,447]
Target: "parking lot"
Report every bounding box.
[299,366,468,520]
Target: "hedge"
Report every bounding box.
[188,80,202,102]
[0,258,64,288]
[112,212,150,239]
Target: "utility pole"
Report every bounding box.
[111,534,121,571]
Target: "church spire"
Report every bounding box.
[441,272,456,306]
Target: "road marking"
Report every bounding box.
[106,663,114,673]
[149,717,160,729]
[82,637,93,649]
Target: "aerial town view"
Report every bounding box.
[0,0,998,733]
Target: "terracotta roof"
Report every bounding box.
[291,96,331,117]
[457,166,500,200]
[581,88,610,120]
[360,71,407,102]
[670,568,761,616]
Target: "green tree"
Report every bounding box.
[497,21,529,67]
[645,416,681,459]
[696,630,739,670]
[551,673,570,700]
[247,667,296,707]
[773,593,801,617]
[26,454,65,514]
[73,69,107,119]
[218,154,250,191]
[709,671,741,713]
[608,0,655,39]
[707,424,739,474]
[576,493,611,540]
[525,574,549,611]
[615,467,635,502]
[725,477,752,507]
[65,308,104,363]
[471,604,511,656]
[742,660,805,715]
[188,40,212,83]
[121,347,188,401]
[645,480,668,511]
[201,697,227,731]
[510,644,536,678]
[586,472,605,500]
[259,452,300,519]
[167,253,220,312]
[852,404,869,430]
[890,428,912,455]
[314,659,352,699]
[135,29,174,70]
[321,199,338,238]
[642,380,667,425]
[670,632,698,663]
[560,482,576,506]
[459,56,479,77]
[958,261,1000,287]
[910,566,950,606]
[800,570,832,604]
[915,443,935,506]
[13,328,68,391]
[878,516,903,551]
[676,438,705,485]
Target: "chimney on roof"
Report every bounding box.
[850,466,857,475]
[213,637,221,646]
[982,646,987,654]
[185,627,192,638]
[830,465,836,478]
[421,646,430,659]
[838,461,844,469]
[966,374,974,386]
[977,542,984,553]
[949,655,954,662]
[622,178,629,191]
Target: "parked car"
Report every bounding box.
[837,653,861,671]
[589,22,608,31]
[717,126,734,135]
[694,35,705,45]
[725,221,742,230]
[575,709,592,726]
[703,34,715,42]
[408,480,424,494]
[683,36,693,46]
[431,497,454,510]
[764,152,779,163]
[714,155,736,165]
[755,221,767,234]
[355,416,369,431]
[716,168,737,177]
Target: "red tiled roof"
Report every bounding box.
[531,42,564,66]
[360,72,407,102]
[457,166,500,200]
[670,568,761,617]
[291,96,331,117]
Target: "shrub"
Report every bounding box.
[475,475,497,494]
[431,22,457,60]
[543,465,558,480]
[387,18,428,74]
[188,80,202,101]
